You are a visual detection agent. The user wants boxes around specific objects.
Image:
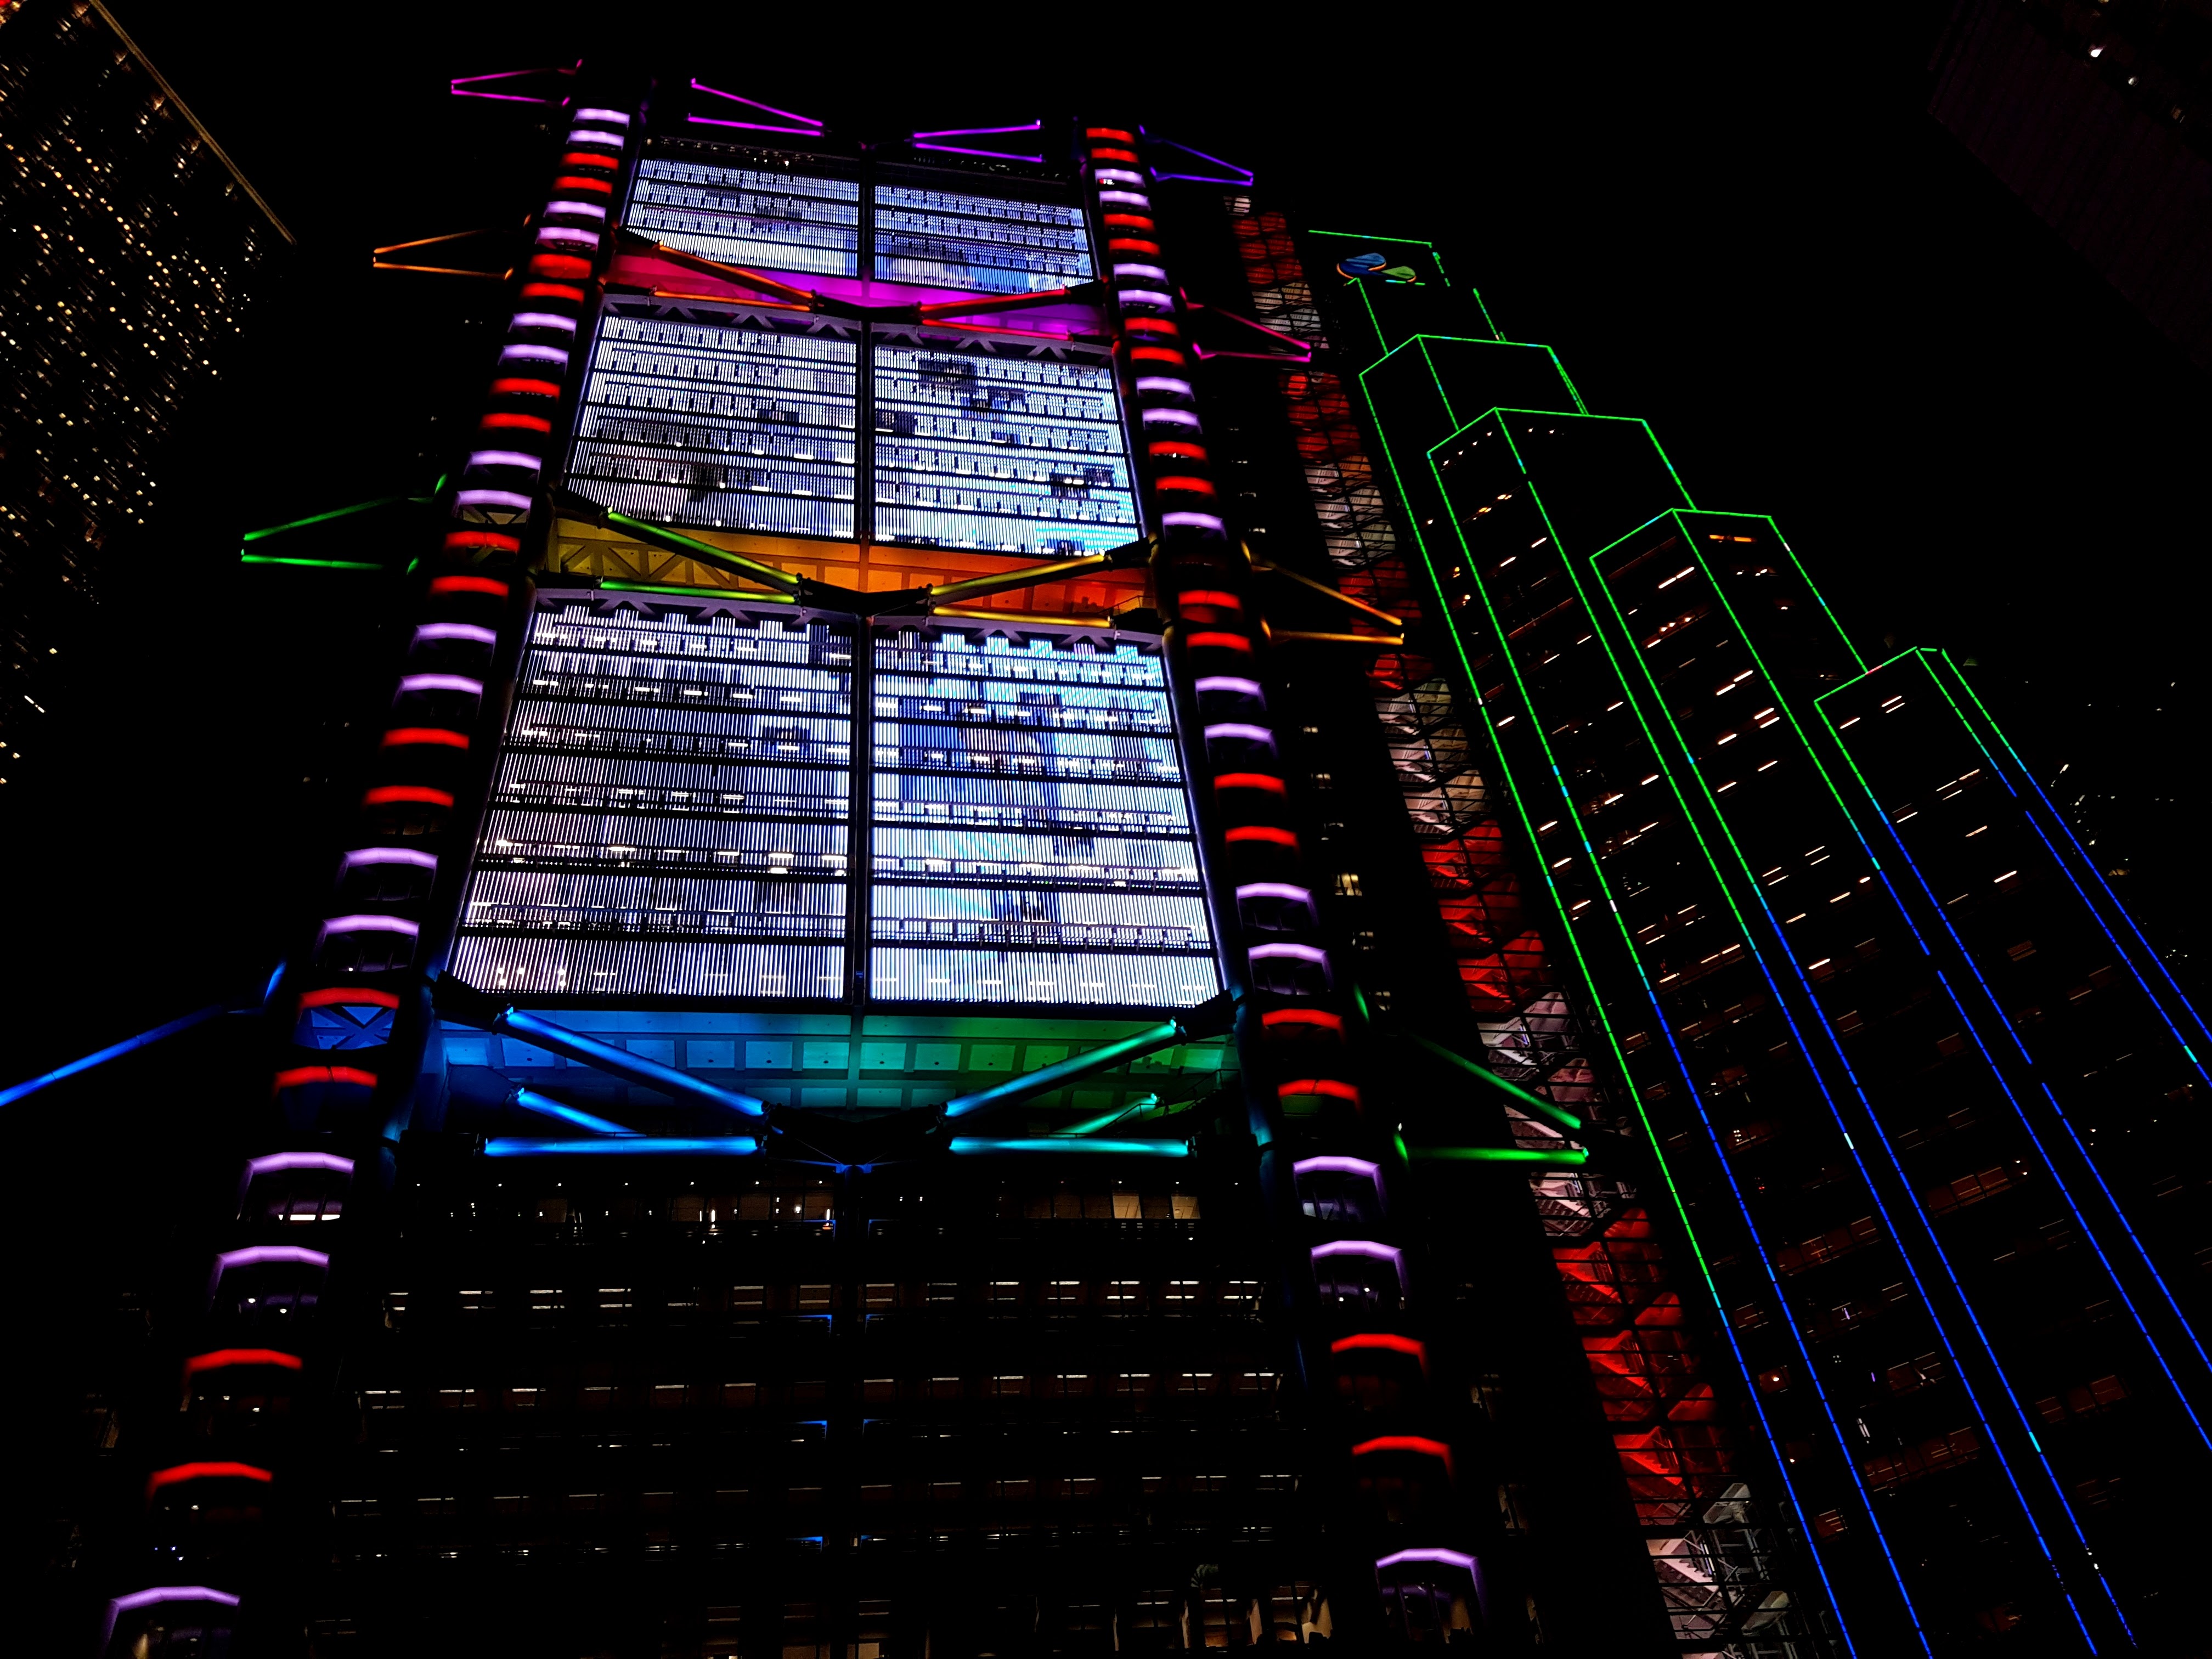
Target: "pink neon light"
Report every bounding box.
[1375,1547,1480,1576]
[575,108,631,125]
[1313,1239,1405,1273]
[689,79,823,130]
[913,120,1042,138]
[1296,1154,1379,1177]
[397,674,485,696]
[413,622,498,645]
[1193,675,1262,696]
[337,845,438,873]
[100,1586,241,1649]
[1254,943,1330,966]
[245,1150,354,1177]
[913,142,1047,163]
[1164,512,1226,532]
[1237,882,1313,904]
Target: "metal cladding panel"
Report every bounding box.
[870,626,1218,1008]
[873,182,1091,294]
[455,600,854,999]
[873,344,1137,557]
[567,314,857,537]
[625,157,860,275]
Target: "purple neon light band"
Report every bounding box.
[1193,675,1262,697]
[398,673,485,696]
[1163,512,1225,532]
[1294,1154,1379,1178]
[1313,1239,1406,1272]
[1375,1547,1480,1575]
[1113,263,1168,281]
[246,1152,355,1178]
[689,116,827,136]
[452,89,555,105]
[100,1587,241,1649]
[1204,722,1274,744]
[319,915,421,937]
[1252,942,1329,965]
[1142,408,1201,427]
[546,200,607,219]
[913,120,1043,138]
[1139,133,1257,186]
[1098,190,1152,207]
[1135,376,1193,396]
[565,129,625,146]
[510,312,577,333]
[413,622,498,645]
[340,848,438,871]
[1116,289,1173,309]
[535,226,600,247]
[914,143,1047,163]
[689,79,823,129]
[455,489,532,512]
[211,1244,330,1300]
[1094,168,1146,187]
[575,108,631,125]
[1236,882,1313,904]
[465,450,542,472]
[499,343,569,365]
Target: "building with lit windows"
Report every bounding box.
[0,0,290,786]
[69,61,2212,1659]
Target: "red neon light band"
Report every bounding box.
[1149,441,1206,459]
[1186,631,1251,652]
[1108,240,1161,255]
[1085,127,1135,140]
[1091,148,1139,163]
[1155,476,1216,495]
[1280,1077,1361,1103]
[1333,1332,1427,1363]
[1227,825,1298,848]
[560,152,619,168]
[490,377,562,397]
[1181,589,1241,609]
[1102,215,1154,230]
[1263,1008,1344,1031]
[381,727,470,749]
[147,1460,273,1498]
[520,282,586,302]
[479,413,553,432]
[554,176,613,193]
[429,574,510,596]
[443,531,520,553]
[297,987,399,1012]
[362,785,454,808]
[184,1348,303,1376]
[527,253,592,279]
[1124,317,1179,335]
[1352,1435,1454,1475]
[274,1066,378,1092]
[1131,346,1185,364]
[1214,772,1285,794]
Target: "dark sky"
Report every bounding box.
[6,3,2204,1073]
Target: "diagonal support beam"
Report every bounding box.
[1407,1032,1584,1132]
[869,538,1149,617]
[941,993,1235,1121]
[555,493,868,608]
[1254,558,1407,629]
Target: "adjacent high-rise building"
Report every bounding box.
[74,62,2211,1658]
[0,0,289,785]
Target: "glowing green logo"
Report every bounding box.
[1336,250,1419,285]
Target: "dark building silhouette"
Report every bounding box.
[0,0,289,786]
[48,59,2211,1659]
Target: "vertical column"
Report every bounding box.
[1080,122,1499,1644]
[90,83,650,1657]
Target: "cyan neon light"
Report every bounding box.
[510,1088,637,1137]
[0,1003,230,1110]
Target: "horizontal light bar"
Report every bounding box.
[245,1151,354,1178]
[948,1137,1189,1158]
[510,312,578,332]
[398,673,485,696]
[483,1136,763,1157]
[1294,1154,1379,1178]
[1375,1547,1480,1575]
[340,847,438,872]
[510,1087,637,1137]
[413,622,498,645]
[575,108,631,125]
[1407,1146,1589,1166]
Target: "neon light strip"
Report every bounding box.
[397,674,484,696]
[510,313,577,332]
[687,79,822,129]
[245,1152,354,1178]
[575,108,630,125]
[914,121,1043,138]
[240,496,407,544]
[340,848,438,871]
[947,1137,1189,1158]
[484,1137,762,1157]
[1374,1547,1477,1574]
[184,1348,302,1375]
[1295,1155,1380,1178]
[511,1087,637,1137]
[1385,416,1889,1653]
[0,1002,229,1110]
[318,915,419,936]
[1193,675,1262,697]
[913,142,1047,162]
[413,622,498,645]
[100,1587,241,1650]
[1251,943,1328,964]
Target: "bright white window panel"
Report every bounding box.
[874,183,1092,295]
[627,159,860,277]
[449,935,844,1001]
[872,947,1219,1007]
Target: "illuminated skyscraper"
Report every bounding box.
[0,0,289,783]
[71,63,2211,1659]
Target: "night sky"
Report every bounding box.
[4,2,2204,1077]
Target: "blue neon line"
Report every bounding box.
[1661,559,2110,1645]
[1821,660,2212,1412]
[1441,466,1888,1652]
[0,1005,230,1109]
[511,1088,638,1138]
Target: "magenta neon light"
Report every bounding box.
[1313,1239,1406,1273]
[1113,263,1168,281]
[1163,512,1224,532]
[465,450,541,472]
[1141,408,1201,428]
[210,1244,330,1299]
[1375,1546,1480,1575]
[100,1587,241,1650]
[1098,190,1152,207]
[319,914,420,937]
[340,848,438,871]
[565,129,626,146]
[1236,882,1313,904]
[1193,675,1262,697]
[1204,722,1274,745]
[575,108,631,125]
[546,200,607,219]
[397,673,485,696]
[689,79,823,129]
[413,622,498,646]
[1254,943,1330,966]
[913,120,1043,139]
[913,142,1047,163]
[534,226,600,248]
[510,312,577,332]
[499,343,569,365]
[1141,133,1257,187]
[1295,1154,1380,1178]
[246,1152,355,1179]
[1135,377,1193,396]
[455,489,532,512]
[689,115,830,136]
[1094,168,1146,187]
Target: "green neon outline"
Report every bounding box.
[1307,229,1442,247]
[240,496,410,545]
[239,555,386,571]
[1408,1032,1582,1131]
[1408,1146,1590,1166]
[597,579,797,603]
